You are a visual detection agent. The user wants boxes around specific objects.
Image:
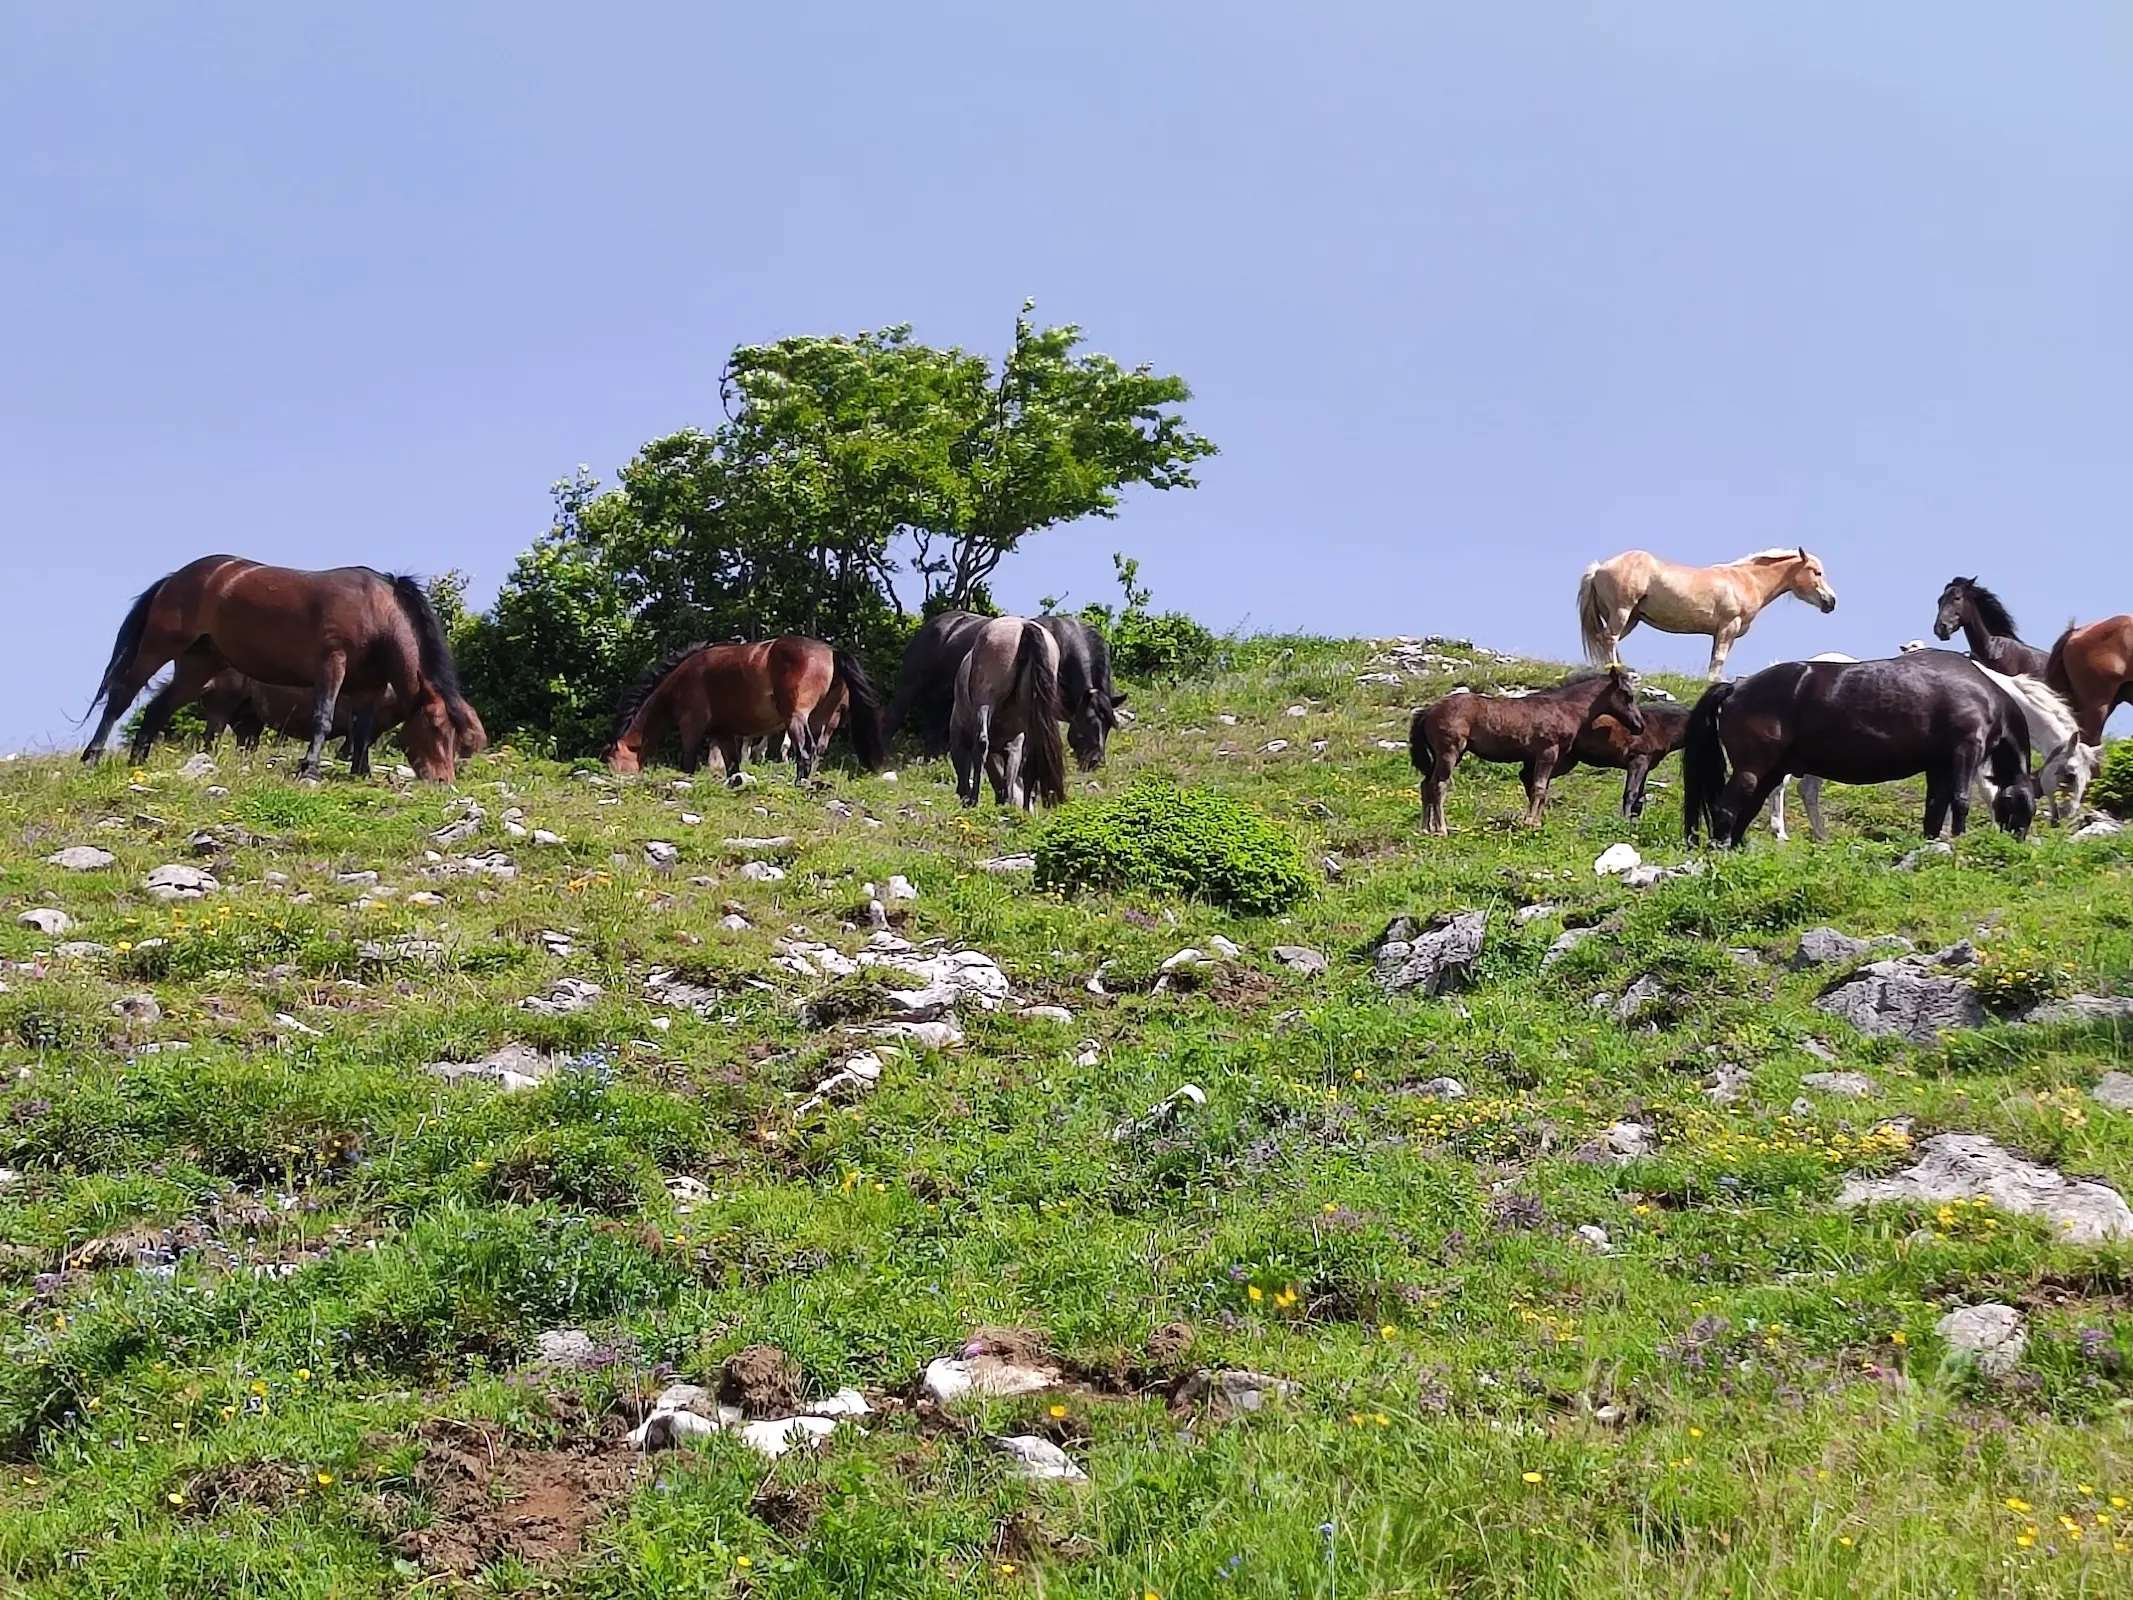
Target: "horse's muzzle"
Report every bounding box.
[1817,593,1838,613]
[1933,620,1955,640]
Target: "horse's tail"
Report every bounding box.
[1014,621,1069,806]
[1970,664,2075,762]
[1681,681,1736,842]
[86,574,169,719]
[832,649,890,772]
[1577,564,1612,665]
[2044,622,2076,696]
[1407,706,1434,780]
[389,576,480,747]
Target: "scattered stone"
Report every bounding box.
[17,909,71,936]
[534,1329,604,1370]
[2021,994,2133,1028]
[1613,975,1668,1024]
[177,752,217,778]
[447,850,518,880]
[2072,814,2123,839]
[990,1435,1086,1482]
[1800,1070,1877,1098]
[1411,1076,1468,1101]
[1112,1084,1207,1141]
[666,1175,713,1204]
[978,854,1037,873]
[795,1052,885,1114]
[2091,1072,2133,1112]
[629,1410,723,1451]
[725,836,793,851]
[429,804,484,845]
[112,993,162,1026]
[1374,910,1487,997]
[1016,1005,1074,1024]
[886,875,918,902]
[1515,903,1559,924]
[1839,1134,2133,1244]
[738,1415,842,1459]
[644,841,680,867]
[336,870,380,886]
[1791,928,1916,968]
[871,1018,963,1050]
[643,971,720,1014]
[539,929,575,959]
[1540,927,1596,970]
[428,1042,557,1092]
[1706,1062,1753,1106]
[1174,1369,1294,1416]
[718,913,752,932]
[1208,934,1241,959]
[1814,953,1985,1042]
[1258,739,1289,755]
[923,1350,1061,1406]
[1800,1037,1839,1063]
[1593,843,1642,877]
[522,978,604,1017]
[1935,1303,2028,1380]
[1895,840,1954,870]
[1576,1224,1612,1252]
[143,863,219,900]
[532,829,564,847]
[1586,1122,1656,1164]
[739,862,787,882]
[405,890,444,907]
[54,941,111,960]
[1271,945,1327,977]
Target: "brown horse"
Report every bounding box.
[2045,615,2133,745]
[1557,705,1691,818]
[82,557,480,780]
[1409,669,1645,835]
[604,636,887,782]
[136,669,489,771]
[1579,548,1838,679]
[950,617,1069,809]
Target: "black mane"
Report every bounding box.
[605,641,712,751]
[1950,579,2023,641]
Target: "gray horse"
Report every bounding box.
[950,617,1070,809]
[888,611,1125,768]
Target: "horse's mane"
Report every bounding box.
[1738,547,1812,564]
[1955,580,2022,640]
[605,641,712,751]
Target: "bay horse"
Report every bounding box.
[1931,578,2050,677]
[1578,548,1838,679]
[1557,705,1690,819]
[81,557,479,781]
[2044,615,2133,745]
[604,636,886,782]
[887,611,1126,769]
[1408,668,1644,835]
[949,617,1069,809]
[1682,652,2038,847]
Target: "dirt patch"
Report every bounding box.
[749,1479,825,1541]
[719,1345,803,1418]
[1146,1321,1196,1367]
[181,1459,312,1517]
[994,1506,1090,1566]
[390,1413,647,1578]
[967,1325,1051,1367]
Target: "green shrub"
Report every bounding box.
[1033,781,1314,914]
[2089,739,2133,818]
[1076,553,1219,682]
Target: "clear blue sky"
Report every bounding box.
[4,3,2129,749]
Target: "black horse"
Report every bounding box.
[885,612,1126,768]
[1683,651,2038,846]
[1933,578,2051,677]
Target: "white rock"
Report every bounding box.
[273,1012,320,1036]
[739,1415,842,1458]
[740,862,787,882]
[2073,815,2123,840]
[645,841,680,866]
[1284,704,1309,717]
[177,752,217,778]
[872,1018,963,1050]
[1593,844,1642,877]
[805,1388,872,1418]
[533,829,564,846]
[1017,1005,1074,1024]
[979,854,1037,873]
[405,890,444,907]
[337,870,380,886]
[1259,739,1290,755]
[428,1042,556,1093]
[680,813,702,826]
[629,1410,723,1451]
[1839,1134,2133,1244]
[991,1434,1086,1482]
[521,978,604,1017]
[1594,1122,1656,1163]
[652,1383,715,1414]
[18,909,71,936]
[795,1052,885,1113]
[535,1328,601,1368]
[725,836,793,850]
[665,1175,713,1203]
[1112,1083,1207,1141]
[885,874,918,902]
[1159,948,1209,972]
[1936,1303,2027,1379]
[2092,1072,2133,1112]
[112,993,162,1025]
[1576,1224,1612,1252]
[48,846,115,871]
[718,913,752,932]
[1209,935,1241,959]
[923,1355,1060,1405]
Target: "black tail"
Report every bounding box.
[1015,621,1069,806]
[1681,681,1736,842]
[1408,707,1435,781]
[832,649,890,771]
[389,576,479,744]
[86,576,168,720]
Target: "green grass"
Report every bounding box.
[2,636,2131,1598]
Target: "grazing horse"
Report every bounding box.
[605,636,886,782]
[1682,652,2038,847]
[1932,578,2050,677]
[1770,654,2077,841]
[887,611,1126,768]
[134,670,440,764]
[2044,615,2133,745]
[1408,668,1645,836]
[1578,548,1838,679]
[1556,705,1690,819]
[949,617,1069,809]
[81,557,479,780]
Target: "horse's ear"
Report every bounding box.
[1798,546,1808,561]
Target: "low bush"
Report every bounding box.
[2088,738,2133,817]
[1034,781,1314,914]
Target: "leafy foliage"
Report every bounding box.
[1033,780,1314,914]
[1076,553,1219,681]
[2089,739,2133,818]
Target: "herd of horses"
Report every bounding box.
[76,548,2132,849]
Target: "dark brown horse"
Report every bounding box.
[136,669,490,771]
[2044,615,2133,745]
[1932,578,2050,677]
[1408,669,1644,835]
[604,636,887,782]
[82,557,480,780]
[1557,705,1691,818]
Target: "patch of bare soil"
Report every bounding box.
[719,1345,804,1418]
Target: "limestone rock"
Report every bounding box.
[17,909,71,936]
[1374,910,1487,997]
[521,978,604,1017]
[144,864,219,900]
[1271,945,1327,977]
[1838,1133,2133,1244]
[1800,1071,1877,1099]
[1814,955,1984,1042]
[1593,843,1642,877]
[49,846,115,871]
[2091,1072,2133,1112]
[1935,1303,2027,1380]
[990,1434,1087,1482]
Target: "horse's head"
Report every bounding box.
[401,690,460,782]
[1933,577,1974,641]
[1789,549,1838,613]
[1601,668,1646,735]
[1066,686,1126,770]
[605,737,643,776]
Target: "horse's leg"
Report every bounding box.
[997,732,1026,809]
[1801,776,1829,843]
[718,736,744,787]
[128,646,221,764]
[297,652,348,779]
[1714,766,1769,848]
[346,705,376,777]
[1623,756,1651,818]
[1770,777,1789,842]
[1707,623,1744,681]
[787,707,817,782]
[1524,752,1560,825]
[129,679,191,762]
[85,631,188,762]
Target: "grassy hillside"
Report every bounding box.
[3,635,2131,1599]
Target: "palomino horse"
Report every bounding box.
[1579,548,1837,679]
[1558,705,1690,819]
[888,612,1126,769]
[1769,653,2078,841]
[604,636,886,782]
[82,557,479,780]
[1932,578,2050,677]
[1683,652,2038,847]
[1408,668,1644,835]
[950,617,1069,809]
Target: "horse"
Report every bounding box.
[1682,652,2039,848]
[604,636,886,782]
[887,611,1126,769]
[2044,615,2133,745]
[1932,578,2051,677]
[131,670,402,756]
[81,557,480,781]
[1769,653,2077,841]
[1578,548,1838,679]
[949,617,1069,809]
[1408,668,1645,836]
[1556,705,1691,818]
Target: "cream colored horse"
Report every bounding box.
[1578,548,1838,679]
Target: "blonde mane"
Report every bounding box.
[1737,547,1811,565]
